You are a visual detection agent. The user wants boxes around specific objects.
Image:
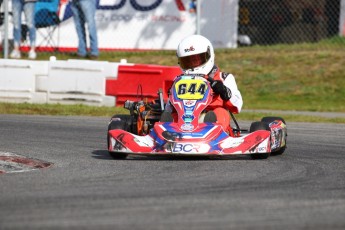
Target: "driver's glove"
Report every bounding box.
[211,80,232,101]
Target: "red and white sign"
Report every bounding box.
[53,0,239,50]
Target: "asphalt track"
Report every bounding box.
[0,114,344,230]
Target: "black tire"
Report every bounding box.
[107,114,131,159]
[261,116,286,124]
[249,121,270,132]
[261,116,287,155]
[273,145,286,156]
[108,114,133,132]
[249,121,270,159]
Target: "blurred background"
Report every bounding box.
[0,0,344,57]
[238,0,343,45]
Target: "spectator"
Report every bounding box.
[70,0,99,59]
[10,0,37,59]
[189,0,196,13]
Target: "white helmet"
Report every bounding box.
[176,34,215,75]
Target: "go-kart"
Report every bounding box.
[107,74,287,159]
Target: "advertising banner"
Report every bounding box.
[45,0,239,50]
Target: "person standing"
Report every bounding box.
[70,0,99,59]
[10,0,37,59]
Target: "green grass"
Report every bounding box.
[0,102,127,116]
[1,102,344,123]
[1,36,345,122]
[235,111,345,124]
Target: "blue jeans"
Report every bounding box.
[12,0,36,47]
[71,0,99,56]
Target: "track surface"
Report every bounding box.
[0,114,344,229]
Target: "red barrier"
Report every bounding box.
[106,64,182,106]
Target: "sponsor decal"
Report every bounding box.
[151,15,186,22]
[97,0,163,11]
[96,13,148,22]
[256,136,262,141]
[254,138,269,153]
[257,146,267,152]
[184,100,196,107]
[133,136,154,147]
[133,137,140,143]
[184,46,195,52]
[180,132,209,138]
[181,123,194,131]
[172,143,209,153]
[185,109,194,115]
[96,13,186,23]
[182,114,194,121]
[271,129,282,150]
[220,137,244,148]
[112,133,126,150]
[59,0,187,23]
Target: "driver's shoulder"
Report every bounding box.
[214,71,235,81]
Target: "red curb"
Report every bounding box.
[0,153,53,174]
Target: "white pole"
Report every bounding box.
[3,0,9,58]
[196,0,201,35]
[340,0,345,36]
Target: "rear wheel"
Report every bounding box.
[249,121,270,160]
[108,115,133,132]
[107,115,132,159]
[261,116,287,155]
[261,116,286,125]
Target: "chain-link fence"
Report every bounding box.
[0,0,344,58]
[238,0,343,45]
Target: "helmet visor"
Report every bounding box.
[178,50,211,70]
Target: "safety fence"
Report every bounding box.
[0,58,180,106]
[238,0,345,45]
[0,0,344,58]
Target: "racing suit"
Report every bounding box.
[165,65,243,133]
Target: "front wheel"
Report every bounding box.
[249,121,270,160]
[107,115,131,159]
[261,116,287,155]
